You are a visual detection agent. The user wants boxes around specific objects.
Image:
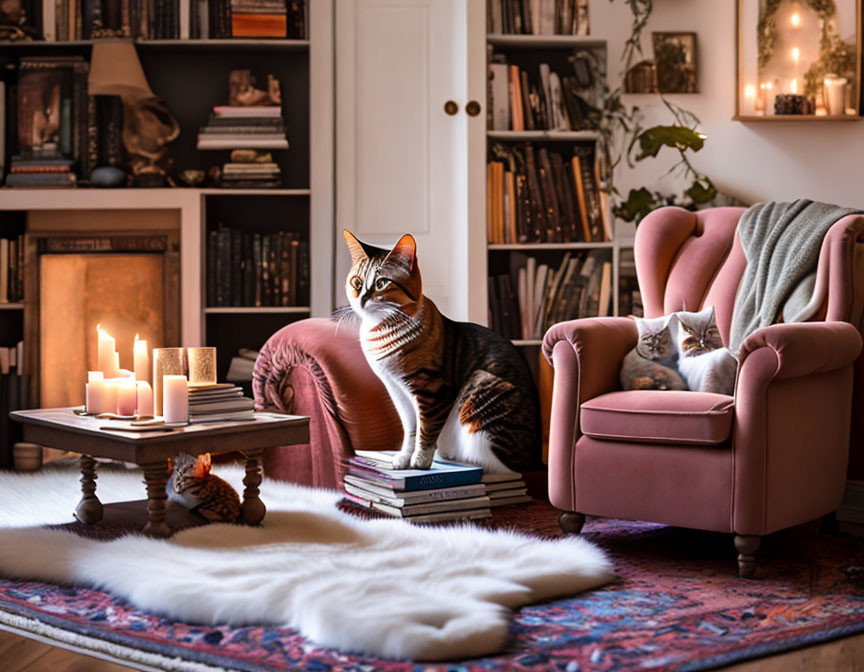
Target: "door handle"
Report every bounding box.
[466,100,481,116]
[444,100,459,115]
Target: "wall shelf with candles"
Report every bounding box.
[733,115,862,122]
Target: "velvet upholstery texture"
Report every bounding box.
[543,206,864,539]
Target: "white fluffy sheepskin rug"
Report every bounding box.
[0,462,613,661]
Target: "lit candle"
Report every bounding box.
[86,379,108,414]
[790,77,798,94]
[188,347,217,386]
[97,324,117,377]
[791,47,800,65]
[756,83,767,113]
[117,380,138,416]
[791,12,801,27]
[134,334,149,383]
[153,347,185,416]
[102,381,119,415]
[163,375,189,424]
[824,75,848,115]
[137,381,154,417]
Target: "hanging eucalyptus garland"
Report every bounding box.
[758,0,837,68]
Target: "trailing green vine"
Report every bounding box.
[599,0,716,224]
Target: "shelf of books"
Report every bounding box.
[485,0,621,353]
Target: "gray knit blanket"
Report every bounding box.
[729,199,861,352]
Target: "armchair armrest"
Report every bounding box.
[543,317,638,511]
[737,321,862,382]
[733,321,862,536]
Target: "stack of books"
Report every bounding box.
[188,384,255,423]
[5,156,77,188]
[221,150,281,189]
[197,106,289,151]
[343,451,491,524]
[192,0,306,39]
[343,450,533,523]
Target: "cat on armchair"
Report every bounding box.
[340,230,541,473]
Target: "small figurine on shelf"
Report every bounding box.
[229,69,281,107]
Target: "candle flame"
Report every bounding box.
[790,78,798,94]
[791,12,801,27]
[135,333,140,342]
[745,84,756,99]
[791,47,800,62]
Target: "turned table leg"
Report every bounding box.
[241,449,266,526]
[735,534,761,579]
[141,462,172,538]
[74,454,104,525]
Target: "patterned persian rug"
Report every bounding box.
[1,462,864,671]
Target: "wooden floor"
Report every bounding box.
[2,626,864,671]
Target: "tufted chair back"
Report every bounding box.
[633,206,864,346]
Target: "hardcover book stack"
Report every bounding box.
[487,0,589,35]
[192,0,305,38]
[487,56,595,133]
[342,451,492,524]
[197,106,289,152]
[487,144,609,244]
[207,226,309,307]
[188,384,254,423]
[489,248,612,340]
[0,237,26,305]
[221,150,281,188]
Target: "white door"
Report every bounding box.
[335,0,473,320]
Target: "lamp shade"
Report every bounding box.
[88,42,153,100]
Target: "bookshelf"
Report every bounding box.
[0,0,333,388]
[481,20,628,354]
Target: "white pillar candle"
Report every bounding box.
[163,375,188,424]
[117,381,138,416]
[102,381,119,415]
[86,379,108,414]
[825,76,847,116]
[137,381,154,417]
[97,325,117,377]
[88,371,104,382]
[153,348,185,416]
[134,335,149,383]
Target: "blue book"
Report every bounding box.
[349,450,483,492]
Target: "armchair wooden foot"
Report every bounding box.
[734,534,761,578]
[558,511,586,535]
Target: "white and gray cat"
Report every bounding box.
[619,315,687,391]
[674,306,738,395]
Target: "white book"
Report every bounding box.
[548,73,567,131]
[197,137,290,150]
[525,256,536,340]
[598,261,612,317]
[575,0,589,35]
[532,264,548,339]
[489,63,510,131]
[180,0,190,38]
[540,0,555,34]
[198,0,209,38]
[486,481,527,493]
[42,0,56,39]
[530,0,540,35]
[343,477,486,505]
[0,239,8,304]
[490,0,502,34]
[517,267,528,339]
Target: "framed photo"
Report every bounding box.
[652,32,698,94]
[736,0,862,119]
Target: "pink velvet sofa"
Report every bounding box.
[543,206,864,576]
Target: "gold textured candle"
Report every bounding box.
[152,347,185,416]
[187,347,217,386]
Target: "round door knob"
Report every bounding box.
[444,100,459,115]
[466,100,482,117]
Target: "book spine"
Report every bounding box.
[272,232,282,307]
[261,234,270,306]
[242,232,253,306]
[230,228,243,306]
[253,233,262,306]
[279,232,290,307]
[206,230,217,306]
[216,228,231,307]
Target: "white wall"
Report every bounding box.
[592,0,864,241]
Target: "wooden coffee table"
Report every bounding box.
[10,408,310,537]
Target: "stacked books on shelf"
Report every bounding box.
[617,247,643,317]
[487,144,608,244]
[226,348,259,383]
[220,149,281,188]
[342,450,492,524]
[207,226,309,307]
[488,56,595,132]
[197,106,289,151]
[5,56,105,188]
[192,0,306,38]
[0,237,25,304]
[0,342,28,469]
[487,0,589,35]
[489,248,612,340]
[188,384,254,423]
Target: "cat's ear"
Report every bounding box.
[194,453,211,478]
[342,230,371,264]
[384,234,417,271]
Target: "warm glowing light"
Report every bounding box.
[790,78,798,94]
[745,84,757,100]
[791,47,800,63]
[791,12,801,27]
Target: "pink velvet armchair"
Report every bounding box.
[543,206,864,577]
